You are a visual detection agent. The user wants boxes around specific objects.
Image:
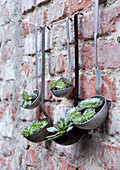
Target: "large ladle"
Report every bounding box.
[24,25,41,109]
[51,18,74,97]
[54,14,86,145]
[76,0,108,130]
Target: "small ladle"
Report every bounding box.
[76,0,108,130]
[25,26,52,143]
[51,18,74,97]
[54,14,86,145]
[24,25,41,109]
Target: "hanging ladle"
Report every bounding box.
[24,25,41,109]
[24,26,52,143]
[54,14,86,145]
[76,0,108,130]
[51,18,74,97]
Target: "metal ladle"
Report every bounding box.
[24,25,41,109]
[76,0,108,130]
[51,18,74,97]
[24,26,52,143]
[54,14,86,145]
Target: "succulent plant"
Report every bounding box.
[56,80,65,89]
[46,118,73,140]
[22,120,48,137]
[48,81,55,90]
[48,78,72,91]
[18,90,37,108]
[79,98,103,110]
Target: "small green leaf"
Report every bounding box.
[47,127,58,132]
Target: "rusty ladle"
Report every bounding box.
[76,0,108,130]
[24,25,41,109]
[51,18,74,97]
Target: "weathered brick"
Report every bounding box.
[1,44,15,62]
[36,0,50,6]
[96,142,120,169]
[70,44,94,70]
[0,109,14,138]
[1,82,13,100]
[21,0,36,14]
[29,10,47,32]
[22,150,36,167]
[38,150,56,170]
[98,40,120,69]
[48,1,67,23]
[58,158,75,170]
[73,75,116,101]
[24,33,35,55]
[0,67,3,81]
[108,108,120,136]
[69,0,92,15]
[79,5,120,40]
[0,7,10,25]
[1,140,12,156]
[4,64,15,81]
[0,104,8,119]
[49,53,65,75]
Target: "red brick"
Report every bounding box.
[48,1,67,23]
[11,105,17,120]
[22,150,36,167]
[21,62,30,77]
[49,54,65,75]
[98,40,120,69]
[38,150,55,170]
[1,46,14,62]
[58,158,75,170]
[29,10,47,32]
[0,158,6,168]
[73,75,116,101]
[96,142,120,169]
[1,140,12,156]
[69,0,92,15]
[78,5,120,40]
[21,22,29,35]
[0,104,8,119]
[70,45,94,70]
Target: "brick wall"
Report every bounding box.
[0,0,120,169]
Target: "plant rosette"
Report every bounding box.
[22,118,52,143]
[66,95,108,130]
[18,89,41,109]
[46,117,84,145]
[48,78,73,97]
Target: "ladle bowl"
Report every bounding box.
[76,95,108,130]
[52,85,74,98]
[24,118,52,143]
[54,126,85,145]
[23,89,41,109]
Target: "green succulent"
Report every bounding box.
[56,80,65,89]
[18,90,37,108]
[48,81,55,90]
[46,118,73,140]
[65,78,71,87]
[82,108,95,122]
[79,98,103,109]
[22,120,48,137]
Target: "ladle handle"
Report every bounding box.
[74,13,79,107]
[94,0,101,95]
[41,26,50,119]
[35,25,38,89]
[66,18,72,83]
